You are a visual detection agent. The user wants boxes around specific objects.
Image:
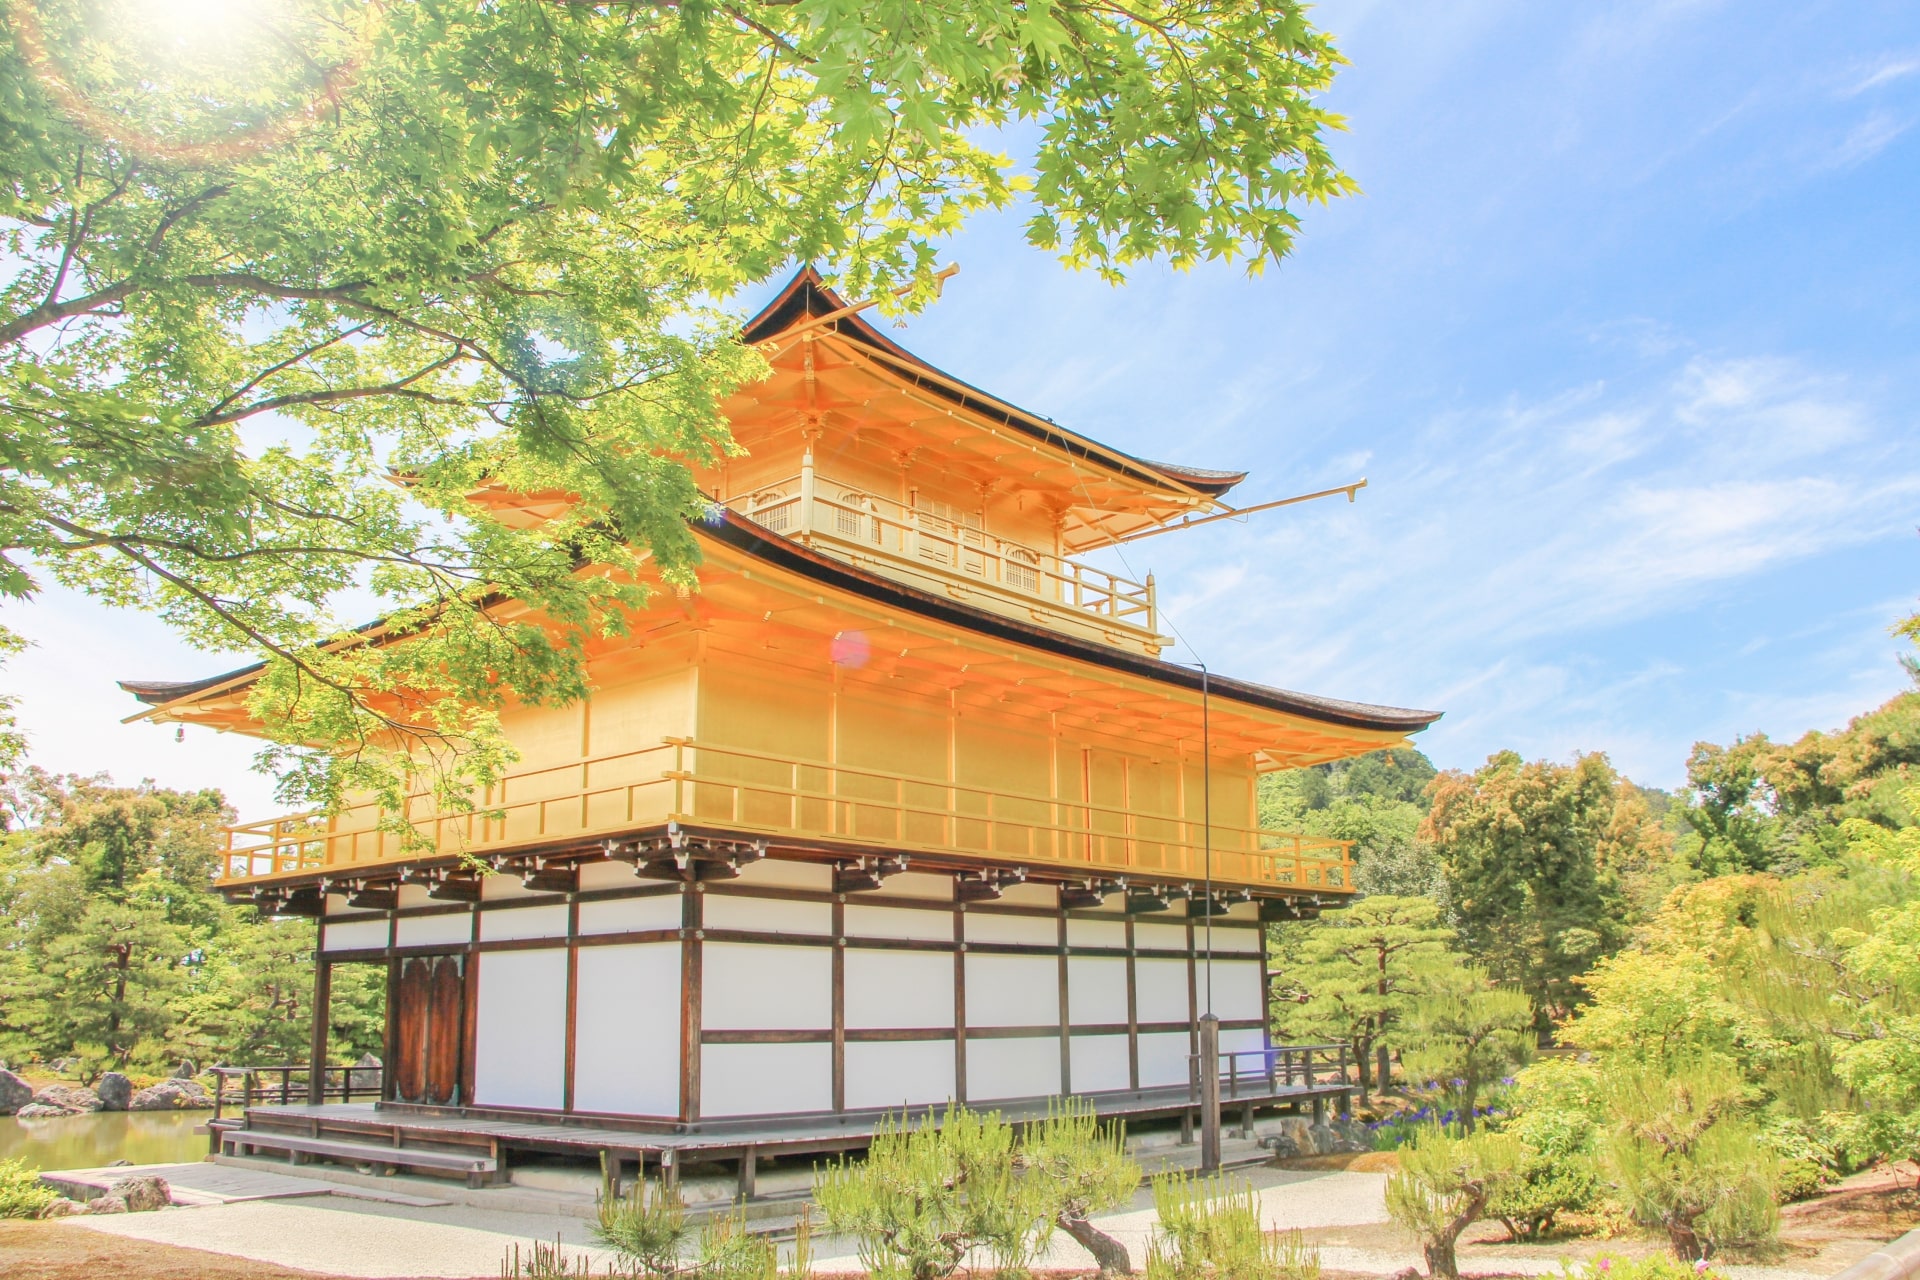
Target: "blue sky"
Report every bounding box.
[6,0,1919,818]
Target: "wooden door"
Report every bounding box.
[390,954,465,1106]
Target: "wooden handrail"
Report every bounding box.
[216,737,1354,892]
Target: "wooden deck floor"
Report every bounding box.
[235,1076,1351,1170]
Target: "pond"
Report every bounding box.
[0,1110,209,1172]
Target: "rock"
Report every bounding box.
[129,1078,212,1111]
[49,1056,78,1075]
[84,1194,128,1214]
[171,1059,197,1079]
[14,1103,70,1119]
[109,1175,172,1212]
[107,1158,132,1167]
[32,1084,102,1114]
[38,1198,83,1219]
[0,1067,32,1115]
[97,1071,133,1112]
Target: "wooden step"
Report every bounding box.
[220,1129,498,1189]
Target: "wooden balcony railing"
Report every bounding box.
[217,738,1354,895]
[739,475,1158,642]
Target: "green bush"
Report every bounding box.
[815,1105,1043,1280]
[696,1207,778,1280]
[1554,1254,1729,1280]
[499,1236,595,1279]
[1144,1173,1319,1280]
[1488,1105,1602,1240]
[1384,1126,1520,1280]
[0,1159,58,1220]
[594,1178,688,1278]
[1601,1059,1779,1260]
[1773,1159,1829,1204]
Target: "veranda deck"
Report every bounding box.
[220,1075,1354,1196]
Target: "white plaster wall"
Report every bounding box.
[1209,926,1264,955]
[576,860,637,892]
[845,904,952,942]
[395,912,473,949]
[480,873,539,901]
[1220,1027,1267,1058]
[704,894,832,936]
[735,859,833,891]
[703,943,831,1029]
[845,950,953,1028]
[1135,958,1191,1023]
[396,885,434,910]
[1134,921,1189,952]
[1069,1034,1131,1094]
[479,902,570,942]
[963,911,1057,945]
[1066,956,1128,1026]
[323,896,380,916]
[1066,917,1126,948]
[1207,959,1265,1023]
[702,1043,832,1117]
[964,954,1058,1027]
[572,943,680,1116]
[995,883,1057,908]
[473,948,568,1109]
[578,893,682,936]
[879,872,952,901]
[1137,1030,1192,1089]
[844,1040,956,1111]
[321,918,390,952]
[966,1036,1059,1101]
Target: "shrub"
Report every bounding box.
[499,1236,595,1279]
[1489,1104,1602,1240]
[1554,1254,1730,1280]
[0,1159,58,1220]
[1773,1160,1828,1204]
[1144,1173,1320,1280]
[594,1178,688,1277]
[1601,1059,1779,1260]
[697,1207,778,1280]
[815,1105,1044,1280]
[1018,1098,1142,1276]
[1383,1126,1520,1280]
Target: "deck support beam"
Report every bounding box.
[307,958,331,1105]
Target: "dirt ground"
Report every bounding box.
[0,1219,365,1280]
[1,1161,1914,1280]
[1288,1155,1918,1280]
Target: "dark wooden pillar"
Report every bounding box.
[307,956,332,1105]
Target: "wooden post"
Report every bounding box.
[738,1146,758,1202]
[1199,1014,1221,1172]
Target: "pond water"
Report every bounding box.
[0,1110,208,1171]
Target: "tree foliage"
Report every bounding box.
[1383,1126,1520,1280]
[1423,751,1670,1031]
[2,0,1356,827]
[1270,893,1452,1100]
[1399,962,1534,1132]
[0,769,382,1072]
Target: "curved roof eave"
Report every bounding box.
[741,267,1247,500]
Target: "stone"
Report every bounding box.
[0,1067,32,1115]
[38,1198,83,1219]
[97,1071,133,1112]
[32,1084,102,1113]
[172,1058,197,1079]
[14,1103,69,1119]
[107,1158,132,1167]
[129,1078,212,1111]
[84,1194,128,1214]
[109,1175,172,1212]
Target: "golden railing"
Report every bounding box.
[217,739,1353,894]
[739,476,1158,637]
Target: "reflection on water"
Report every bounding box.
[0,1110,207,1171]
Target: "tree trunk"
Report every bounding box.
[1058,1213,1133,1276]
[1423,1238,1458,1280]
[1664,1215,1706,1261]
[1355,1036,1373,1105]
[1378,1044,1392,1095]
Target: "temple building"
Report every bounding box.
[121,269,1439,1188]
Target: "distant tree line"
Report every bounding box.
[0,770,383,1080]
